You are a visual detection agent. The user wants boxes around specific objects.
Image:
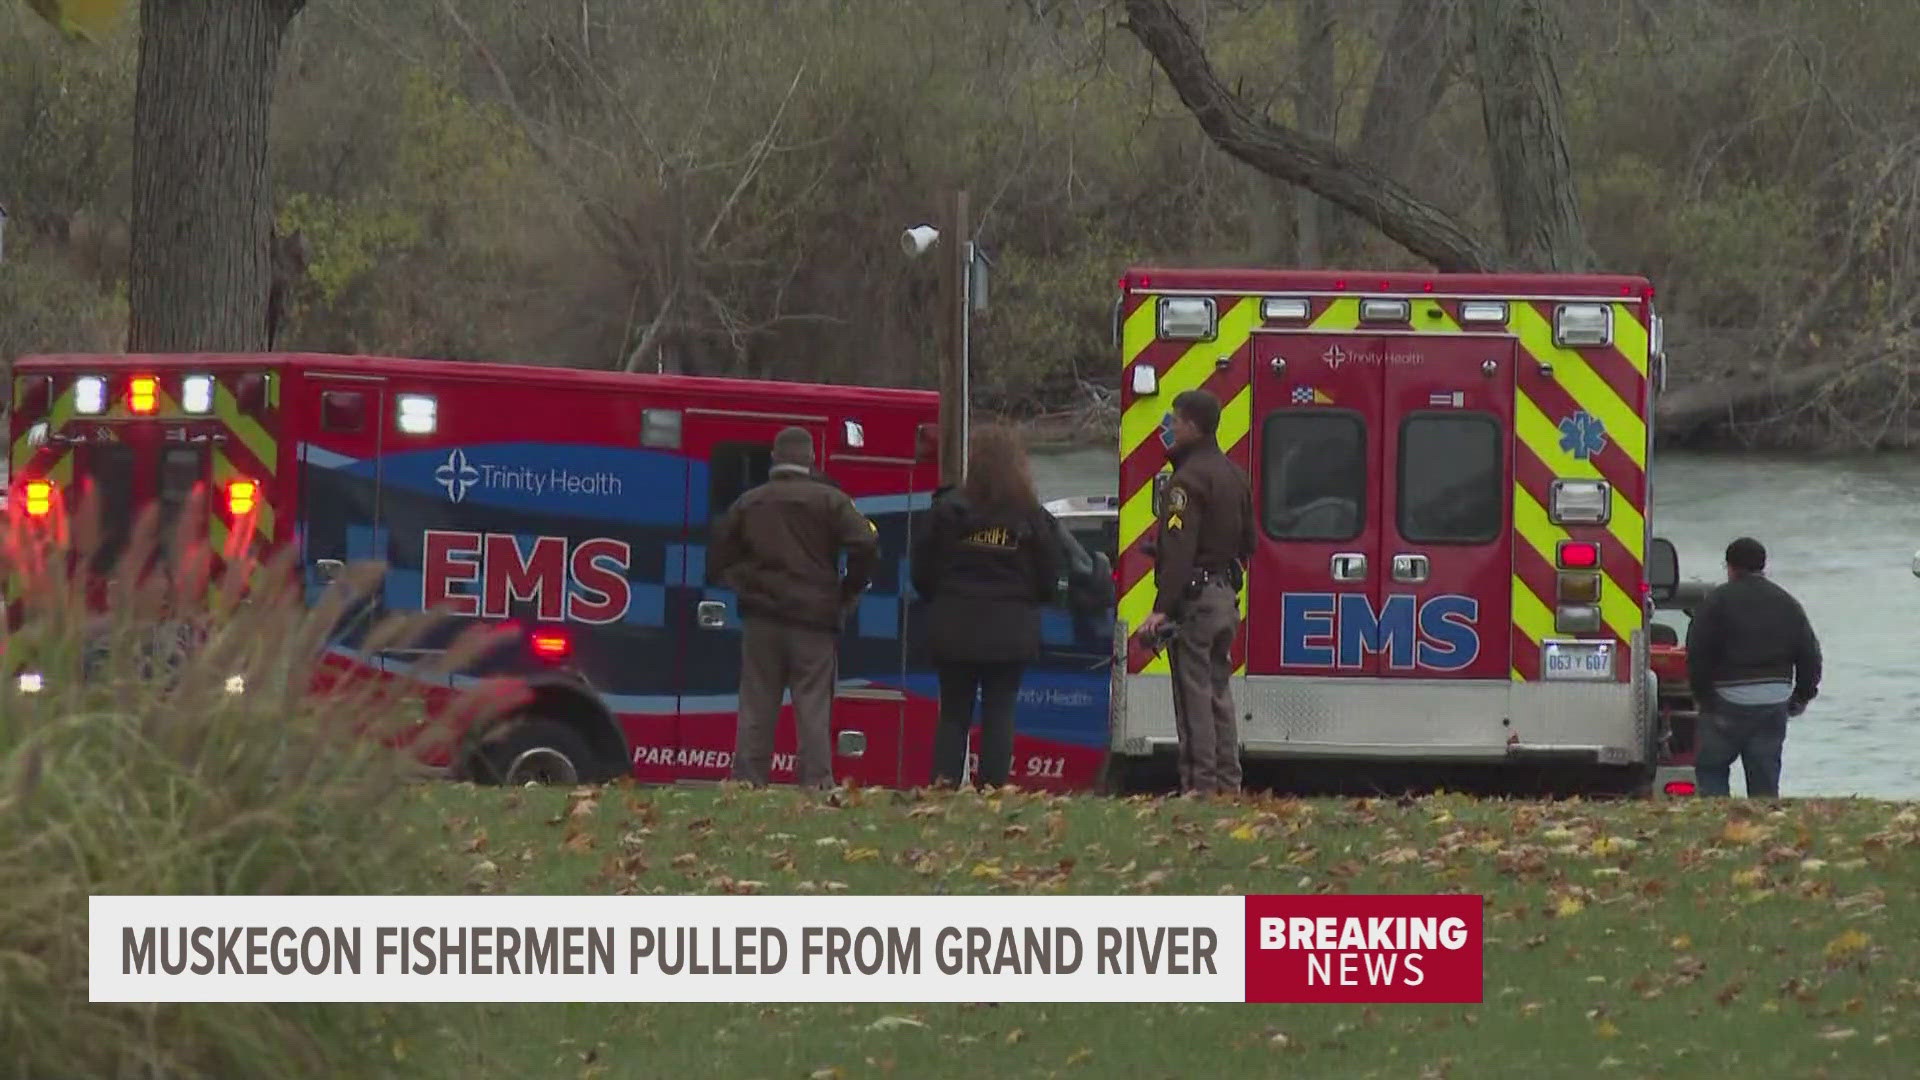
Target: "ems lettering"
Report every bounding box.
[422,530,632,623]
[1280,592,1479,671]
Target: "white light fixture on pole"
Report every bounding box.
[902,196,988,493]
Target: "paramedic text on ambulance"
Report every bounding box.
[1133,389,1256,796]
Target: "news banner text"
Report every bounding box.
[122,923,1220,978]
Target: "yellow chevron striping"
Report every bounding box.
[215,381,278,476]
[1509,575,1556,682]
[1119,297,1259,461]
[1513,391,1645,560]
[1509,303,1646,469]
[1611,304,1651,376]
[1512,483,1639,642]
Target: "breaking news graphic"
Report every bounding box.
[92,894,1482,1004]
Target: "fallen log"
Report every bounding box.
[1653,362,1852,447]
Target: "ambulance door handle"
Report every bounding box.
[314,559,344,585]
[1330,553,1367,582]
[1392,554,1430,583]
[696,600,729,629]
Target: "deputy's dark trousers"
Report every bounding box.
[731,617,837,788]
[1694,699,1789,798]
[932,660,1025,788]
[1165,578,1241,794]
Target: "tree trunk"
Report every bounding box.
[1326,0,1461,258]
[1292,0,1335,267]
[128,0,308,352]
[1121,0,1496,272]
[1466,0,1588,272]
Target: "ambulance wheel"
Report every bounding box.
[472,718,595,787]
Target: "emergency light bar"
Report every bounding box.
[1157,297,1215,341]
[1548,478,1610,525]
[74,376,106,415]
[182,374,216,414]
[23,480,54,517]
[1359,298,1410,323]
[1458,301,1509,325]
[128,375,159,415]
[531,631,572,661]
[396,394,437,435]
[1553,303,1612,347]
[226,479,258,516]
[1260,297,1309,321]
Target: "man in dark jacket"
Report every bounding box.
[1685,537,1822,798]
[709,427,878,788]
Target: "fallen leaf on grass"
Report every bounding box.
[1730,867,1764,889]
[1720,820,1770,846]
[1004,1028,1025,1044]
[1825,930,1871,962]
[809,1068,846,1080]
[1818,1027,1858,1041]
[971,862,1004,881]
[670,852,697,869]
[1229,824,1259,842]
[1553,896,1585,918]
[865,1015,926,1032]
[844,848,881,863]
[562,832,596,854]
[1064,1048,1094,1066]
[1670,935,1692,950]
[1594,1020,1620,1038]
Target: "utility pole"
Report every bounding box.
[937,189,970,489]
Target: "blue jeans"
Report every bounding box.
[1694,699,1789,798]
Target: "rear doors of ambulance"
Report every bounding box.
[1246,304,1516,687]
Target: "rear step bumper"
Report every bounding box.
[1124,736,1614,766]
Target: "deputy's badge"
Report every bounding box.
[1165,485,1188,513]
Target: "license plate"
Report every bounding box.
[1541,640,1614,681]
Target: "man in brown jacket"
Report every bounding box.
[709,427,878,788]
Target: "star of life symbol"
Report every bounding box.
[436,448,479,503]
[1322,344,1347,370]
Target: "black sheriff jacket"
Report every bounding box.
[911,490,1060,664]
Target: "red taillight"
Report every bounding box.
[531,631,571,660]
[24,480,55,517]
[128,375,159,414]
[1663,780,1696,797]
[1558,540,1600,569]
[227,479,258,515]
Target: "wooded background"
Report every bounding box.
[5,0,1920,449]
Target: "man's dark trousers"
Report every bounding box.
[1694,700,1789,798]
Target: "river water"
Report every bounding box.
[1032,447,1920,800]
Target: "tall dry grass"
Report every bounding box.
[0,489,523,1078]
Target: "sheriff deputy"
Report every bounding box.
[1133,389,1255,797]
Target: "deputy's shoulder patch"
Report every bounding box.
[1165,484,1189,513]
[1166,513,1184,531]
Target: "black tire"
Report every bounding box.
[471,718,597,787]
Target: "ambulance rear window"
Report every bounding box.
[1398,412,1503,544]
[1260,411,1365,541]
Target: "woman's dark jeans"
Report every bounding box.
[932,661,1026,787]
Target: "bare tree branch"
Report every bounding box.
[1119,0,1498,272]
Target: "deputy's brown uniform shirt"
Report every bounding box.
[1152,441,1256,617]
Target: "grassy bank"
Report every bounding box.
[401,783,1920,1079]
